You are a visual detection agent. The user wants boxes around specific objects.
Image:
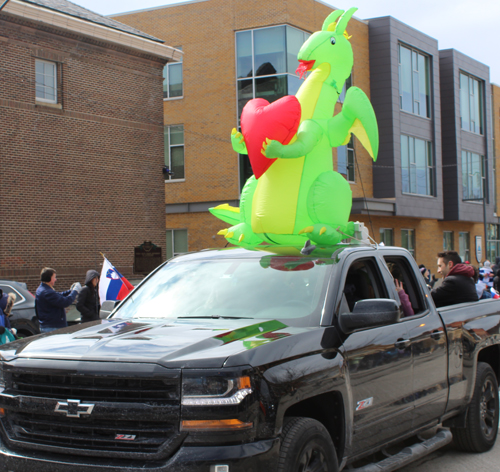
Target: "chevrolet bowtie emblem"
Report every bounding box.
[54,399,95,418]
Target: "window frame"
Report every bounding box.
[0,284,26,306]
[163,49,183,101]
[379,228,394,246]
[340,257,389,314]
[166,229,188,260]
[401,229,416,258]
[35,59,58,104]
[401,134,434,196]
[383,255,428,317]
[398,43,431,118]
[164,125,185,182]
[235,25,310,124]
[461,150,485,201]
[460,71,483,135]
[458,231,470,263]
[443,231,454,251]
[337,136,355,183]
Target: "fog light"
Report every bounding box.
[0,408,5,417]
[210,466,229,472]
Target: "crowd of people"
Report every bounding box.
[0,267,101,343]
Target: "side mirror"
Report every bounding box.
[340,298,400,333]
[100,300,121,319]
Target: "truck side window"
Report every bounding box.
[343,258,388,312]
[384,256,426,315]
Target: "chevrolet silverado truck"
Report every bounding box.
[0,242,499,472]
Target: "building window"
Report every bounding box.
[459,232,470,263]
[380,228,393,246]
[166,229,188,260]
[163,49,183,99]
[494,155,497,214]
[460,72,483,134]
[401,229,415,258]
[164,125,184,180]
[462,150,484,200]
[443,231,454,251]
[35,59,57,103]
[236,25,310,120]
[337,136,355,182]
[398,44,430,118]
[338,74,352,104]
[488,225,500,263]
[401,135,434,195]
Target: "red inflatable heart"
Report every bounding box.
[240,96,301,179]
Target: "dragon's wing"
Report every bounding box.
[341,86,379,161]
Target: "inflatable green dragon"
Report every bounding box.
[210,7,378,247]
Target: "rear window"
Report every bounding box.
[112,256,335,327]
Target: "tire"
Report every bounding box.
[452,362,499,452]
[277,417,338,472]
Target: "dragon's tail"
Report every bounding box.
[209,203,241,226]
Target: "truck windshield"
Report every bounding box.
[112,256,334,325]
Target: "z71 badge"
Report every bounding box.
[115,434,136,441]
[356,397,373,411]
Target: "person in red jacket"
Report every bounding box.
[431,251,478,308]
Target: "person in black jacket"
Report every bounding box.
[76,270,100,323]
[431,251,478,308]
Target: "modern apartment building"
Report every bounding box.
[114,0,498,271]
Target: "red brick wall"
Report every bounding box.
[0,13,168,291]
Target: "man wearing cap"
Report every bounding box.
[431,251,478,308]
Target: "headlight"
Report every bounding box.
[182,374,252,406]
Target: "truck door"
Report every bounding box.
[339,257,413,455]
[383,255,448,429]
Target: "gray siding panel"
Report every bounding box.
[439,49,493,223]
[369,16,443,219]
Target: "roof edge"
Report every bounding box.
[109,0,209,18]
[3,0,182,61]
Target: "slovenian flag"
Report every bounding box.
[99,257,134,303]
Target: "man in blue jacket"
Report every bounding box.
[35,267,82,333]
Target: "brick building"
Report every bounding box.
[0,0,181,290]
[113,0,499,272]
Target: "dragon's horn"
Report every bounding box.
[335,7,358,35]
[322,9,344,32]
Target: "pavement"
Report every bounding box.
[405,429,500,471]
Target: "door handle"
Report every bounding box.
[431,331,443,340]
[395,339,411,349]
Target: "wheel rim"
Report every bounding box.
[479,377,498,440]
[298,440,329,472]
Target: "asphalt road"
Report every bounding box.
[404,429,500,471]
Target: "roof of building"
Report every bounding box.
[18,0,164,43]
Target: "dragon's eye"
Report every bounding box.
[330,37,336,45]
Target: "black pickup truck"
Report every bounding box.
[0,242,499,472]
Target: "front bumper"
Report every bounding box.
[0,436,280,472]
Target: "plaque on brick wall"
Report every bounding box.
[134,241,162,274]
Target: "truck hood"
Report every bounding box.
[0,318,318,368]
